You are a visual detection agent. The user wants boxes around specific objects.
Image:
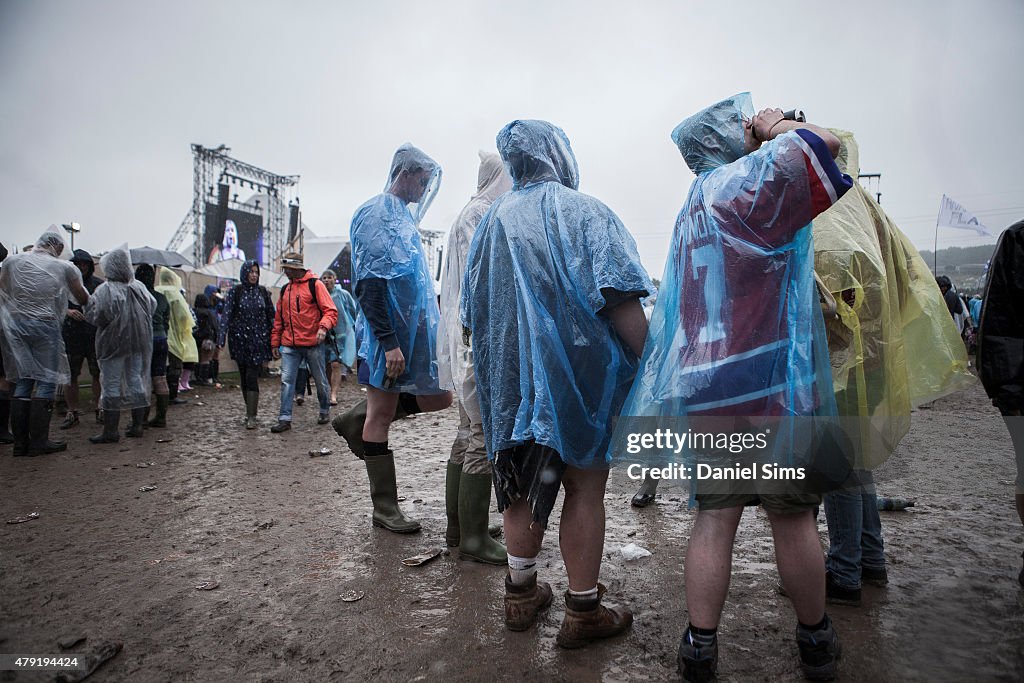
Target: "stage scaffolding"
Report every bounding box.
[166,144,300,268]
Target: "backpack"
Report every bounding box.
[279,279,337,346]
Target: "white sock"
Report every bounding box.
[568,586,598,600]
[507,553,538,585]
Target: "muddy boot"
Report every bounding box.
[0,395,13,444]
[796,615,841,681]
[244,391,259,429]
[147,394,169,428]
[556,584,633,649]
[10,399,31,456]
[89,409,121,444]
[458,472,507,565]
[27,400,67,455]
[445,461,462,547]
[631,475,659,508]
[125,408,146,438]
[504,572,553,631]
[332,399,367,459]
[364,451,420,533]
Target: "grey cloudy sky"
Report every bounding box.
[1,0,1022,273]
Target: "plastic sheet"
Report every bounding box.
[155,267,199,363]
[437,150,512,404]
[86,247,155,410]
[896,252,975,406]
[351,144,444,393]
[620,98,852,484]
[671,92,752,175]
[461,120,653,467]
[330,284,358,368]
[383,143,441,226]
[0,230,81,385]
[812,130,913,468]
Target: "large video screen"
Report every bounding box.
[204,203,264,267]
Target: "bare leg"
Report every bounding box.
[363,386,399,443]
[363,387,453,443]
[684,506,743,629]
[412,391,453,413]
[768,509,826,625]
[65,382,80,414]
[329,362,341,403]
[504,497,545,558]
[559,467,609,591]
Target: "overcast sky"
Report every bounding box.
[2,0,1021,274]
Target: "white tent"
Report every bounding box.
[195,258,283,287]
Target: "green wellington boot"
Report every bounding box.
[244,391,260,429]
[445,461,463,547]
[458,472,508,565]
[364,451,421,533]
[332,399,367,459]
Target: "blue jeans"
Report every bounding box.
[278,345,330,421]
[13,379,57,400]
[824,469,885,589]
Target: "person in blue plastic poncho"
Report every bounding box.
[319,269,358,405]
[462,120,652,648]
[332,143,453,535]
[622,95,853,682]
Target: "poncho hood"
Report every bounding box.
[497,119,579,190]
[671,92,753,175]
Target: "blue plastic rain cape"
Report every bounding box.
[351,143,444,393]
[461,120,653,468]
[330,284,358,368]
[619,95,853,488]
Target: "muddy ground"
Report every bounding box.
[1,376,1022,682]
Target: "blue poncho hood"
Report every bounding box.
[672,92,753,175]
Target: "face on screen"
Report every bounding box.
[224,220,238,248]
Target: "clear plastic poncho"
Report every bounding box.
[437,150,512,411]
[155,267,199,363]
[351,143,444,393]
[86,247,156,410]
[0,230,81,385]
[461,120,653,467]
[620,95,852,485]
[384,143,442,225]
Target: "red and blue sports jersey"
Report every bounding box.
[626,129,852,418]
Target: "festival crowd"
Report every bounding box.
[2,94,1022,683]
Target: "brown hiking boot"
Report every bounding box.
[504,573,553,631]
[556,583,633,649]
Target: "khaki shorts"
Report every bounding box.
[695,492,821,515]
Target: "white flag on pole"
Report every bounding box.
[936,194,993,236]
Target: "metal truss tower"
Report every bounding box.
[166,144,299,267]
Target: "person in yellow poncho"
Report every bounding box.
[155,267,199,404]
[812,129,974,605]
